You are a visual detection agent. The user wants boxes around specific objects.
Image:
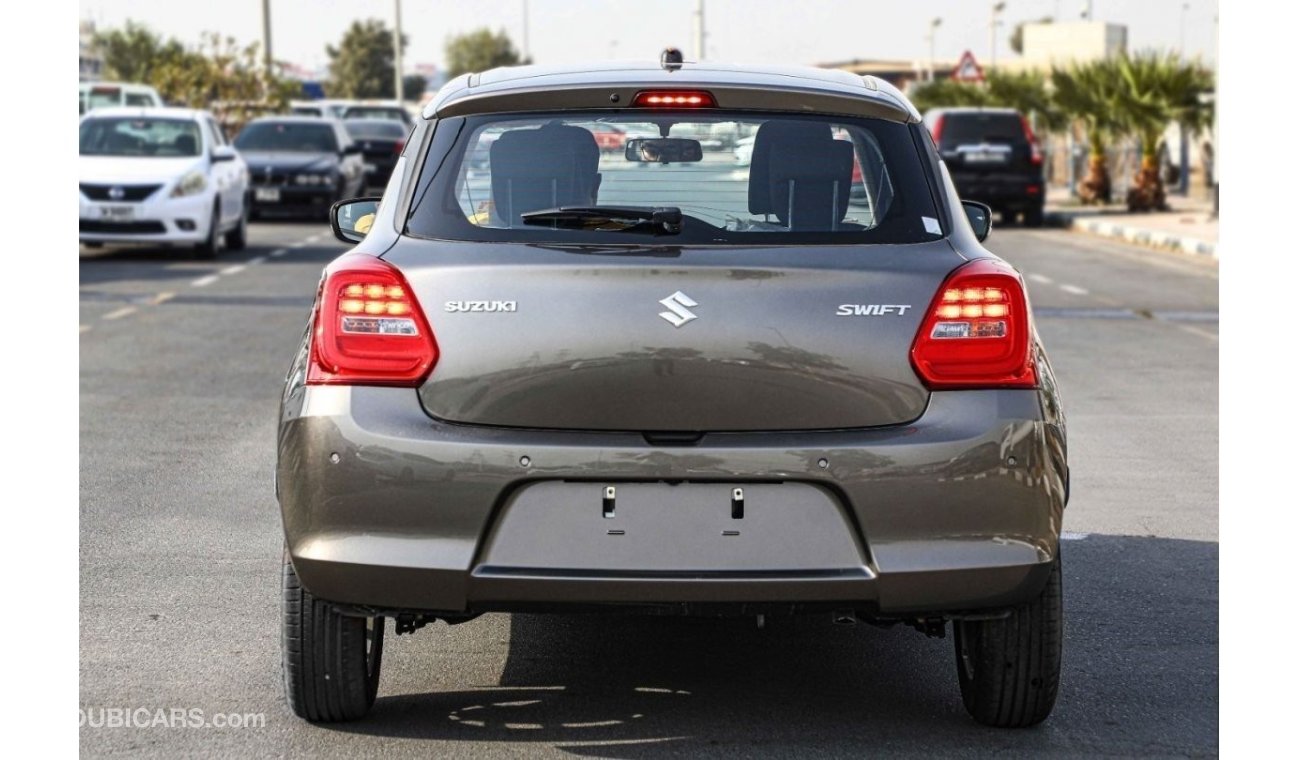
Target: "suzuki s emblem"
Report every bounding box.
[658,291,698,327]
[107,186,126,200]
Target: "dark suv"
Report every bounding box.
[279,55,1068,728]
[923,107,1045,227]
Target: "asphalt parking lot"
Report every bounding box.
[79,223,1217,757]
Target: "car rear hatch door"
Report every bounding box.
[384,239,964,432]
[939,113,1033,176]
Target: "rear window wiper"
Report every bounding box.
[520,206,683,235]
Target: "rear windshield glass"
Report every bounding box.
[938,113,1024,146]
[346,120,407,139]
[235,122,338,153]
[79,117,202,157]
[345,107,408,122]
[405,111,942,245]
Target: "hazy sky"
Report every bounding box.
[79,0,1218,73]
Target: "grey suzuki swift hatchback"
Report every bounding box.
[278,52,1068,728]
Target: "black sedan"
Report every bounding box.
[343,119,408,193]
[233,117,366,219]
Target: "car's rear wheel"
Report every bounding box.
[224,198,248,250]
[1000,210,1019,227]
[1023,207,1045,228]
[194,203,221,260]
[953,556,1062,727]
[281,549,384,721]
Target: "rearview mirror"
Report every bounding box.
[210,146,237,163]
[962,200,992,242]
[330,197,382,244]
[624,138,704,163]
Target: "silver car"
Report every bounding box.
[278,53,1068,727]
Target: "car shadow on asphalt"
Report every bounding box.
[327,534,1218,756]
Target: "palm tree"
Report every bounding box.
[908,78,991,114]
[1115,51,1214,212]
[1050,59,1127,204]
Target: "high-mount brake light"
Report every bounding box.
[910,259,1037,389]
[631,90,717,108]
[307,256,438,386]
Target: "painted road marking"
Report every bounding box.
[102,306,138,321]
[219,264,247,276]
[269,248,288,257]
[1061,531,1090,541]
[248,256,267,266]
[1028,274,1053,284]
[80,324,92,333]
[191,274,219,288]
[1059,284,1089,296]
[145,291,175,306]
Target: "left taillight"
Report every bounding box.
[910,259,1037,389]
[306,255,438,387]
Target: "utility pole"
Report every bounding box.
[990,2,1005,70]
[694,0,706,61]
[393,0,404,102]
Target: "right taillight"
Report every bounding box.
[910,259,1037,389]
[306,255,438,387]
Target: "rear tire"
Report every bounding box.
[1023,207,1045,228]
[194,203,221,260]
[999,210,1019,227]
[953,556,1062,728]
[224,199,248,250]
[281,549,384,722]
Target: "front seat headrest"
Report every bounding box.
[490,123,602,226]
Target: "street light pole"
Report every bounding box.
[990,2,1006,70]
[927,17,942,82]
[261,0,272,73]
[393,0,404,102]
[522,0,530,62]
[694,0,706,61]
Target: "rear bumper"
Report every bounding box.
[948,173,1044,210]
[278,386,1067,616]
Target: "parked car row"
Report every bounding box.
[77,106,395,255]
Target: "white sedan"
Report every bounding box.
[79,107,250,257]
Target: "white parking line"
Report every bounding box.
[80,324,92,333]
[145,291,176,305]
[249,256,267,266]
[269,248,288,257]
[1172,322,1219,342]
[1059,284,1089,296]
[1028,274,1053,284]
[219,264,247,276]
[289,241,308,249]
[102,306,138,321]
[190,274,219,288]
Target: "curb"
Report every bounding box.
[1048,213,1217,259]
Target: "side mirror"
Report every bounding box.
[211,146,237,163]
[961,200,993,242]
[330,197,382,244]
